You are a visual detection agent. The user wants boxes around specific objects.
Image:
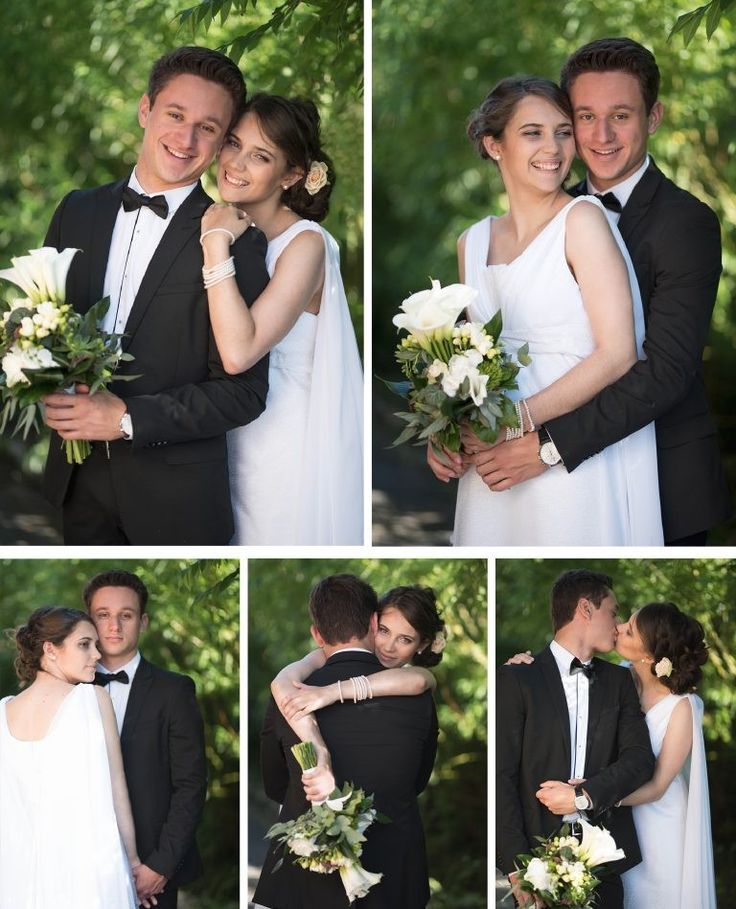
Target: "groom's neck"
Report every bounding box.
[554,629,594,664]
[322,637,372,659]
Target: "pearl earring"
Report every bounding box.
[282,184,289,191]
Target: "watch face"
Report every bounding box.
[540,442,560,466]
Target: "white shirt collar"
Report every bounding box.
[328,646,374,656]
[97,649,141,680]
[586,154,650,211]
[129,168,198,219]
[550,639,588,678]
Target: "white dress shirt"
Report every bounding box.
[550,639,591,821]
[586,154,651,225]
[96,650,142,734]
[101,169,199,336]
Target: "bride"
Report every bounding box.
[0,607,150,908]
[199,93,363,545]
[271,585,446,802]
[507,601,716,908]
[426,77,662,545]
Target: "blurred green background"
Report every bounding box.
[496,557,736,906]
[248,557,487,909]
[0,0,362,543]
[0,557,240,909]
[372,0,736,544]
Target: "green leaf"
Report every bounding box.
[706,0,723,37]
[516,342,531,366]
[484,309,503,342]
[669,6,708,45]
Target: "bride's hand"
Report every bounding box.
[301,760,337,803]
[280,681,336,720]
[426,440,465,482]
[201,202,255,246]
[459,423,498,455]
[505,650,534,666]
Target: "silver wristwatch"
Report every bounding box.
[119,411,133,441]
[538,426,561,466]
[574,785,591,812]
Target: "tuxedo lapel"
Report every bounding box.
[584,657,607,766]
[122,183,211,348]
[121,655,154,743]
[617,160,662,245]
[70,179,125,314]
[537,646,571,772]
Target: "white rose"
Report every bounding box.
[289,836,318,857]
[426,359,447,383]
[523,857,555,894]
[439,350,485,401]
[304,161,329,195]
[393,279,477,338]
[2,343,57,387]
[338,862,383,903]
[578,819,626,867]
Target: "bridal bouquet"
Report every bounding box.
[0,247,134,464]
[265,742,388,903]
[515,819,625,908]
[387,279,530,457]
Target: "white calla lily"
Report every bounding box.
[578,819,625,867]
[0,247,79,304]
[339,862,383,903]
[393,279,477,338]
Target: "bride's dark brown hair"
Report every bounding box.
[12,606,91,686]
[635,602,708,694]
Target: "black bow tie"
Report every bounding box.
[594,192,623,214]
[570,657,595,680]
[121,186,169,219]
[94,669,130,686]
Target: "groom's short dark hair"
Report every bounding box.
[147,46,246,119]
[83,570,149,616]
[309,574,377,644]
[560,38,660,114]
[551,569,613,631]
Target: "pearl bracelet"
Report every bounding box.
[202,256,235,289]
[200,227,236,246]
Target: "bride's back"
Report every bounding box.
[5,681,75,742]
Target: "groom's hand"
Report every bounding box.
[42,385,127,441]
[536,780,576,815]
[472,433,547,491]
[133,864,168,904]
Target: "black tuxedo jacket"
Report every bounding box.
[41,177,270,543]
[496,646,654,878]
[546,160,732,541]
[254,651,439,909]
[121,656,207,886]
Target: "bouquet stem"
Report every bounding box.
[63,438,92,465]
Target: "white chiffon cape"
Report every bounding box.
[228,220,363,545]
[0,683,137,908]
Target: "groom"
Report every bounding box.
[41,46,270,544]
[254,574,439,908]
[497,569,654,908]
[85,569,207,909]
[467,37,732,545]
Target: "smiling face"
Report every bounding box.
[374,606,427,669]
[136,73,234,193]
[216,111,301,207]
[484,95,575,193]
[88,586,148,669]
[569,70,663,191]
[45,620,101,684]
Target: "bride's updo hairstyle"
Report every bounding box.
[12,606,91,686]
[244,93,335,222]
[378,586,447,668]
[467,76,573,161]
[636,602,708,695]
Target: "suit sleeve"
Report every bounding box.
[414,697,438,794]
[125,232,270,447]
[583,671,655,814]
[546,198,721,469]
[496,666,533,873]
[260,696,290,805]
[146,676,208,879]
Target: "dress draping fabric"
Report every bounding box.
[228,220,363,545]
[622,693,716,908]
[452,196,663,545]
[0,683,137,909]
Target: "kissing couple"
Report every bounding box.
[37,45,362,546]
[0,570,207,908]
[253,574,452,908]
[497,568,716,908]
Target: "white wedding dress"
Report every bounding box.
[453,196,663,545]
[227,220,363,545]
[0,683,137,909]
[622,693,716,908]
